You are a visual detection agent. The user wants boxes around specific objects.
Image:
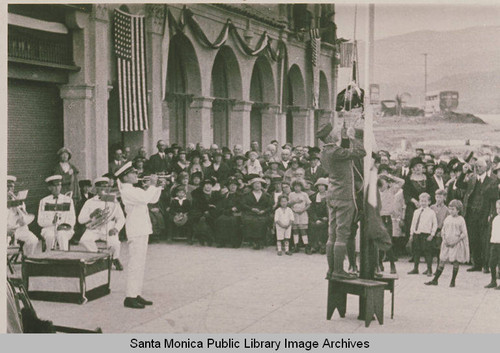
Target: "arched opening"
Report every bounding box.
[249,55,275,147]
[211,46,242,147]
[166,34,202,146]
[284,64,306,144]
[315,71,330,145]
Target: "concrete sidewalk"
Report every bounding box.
[28,242,500,333]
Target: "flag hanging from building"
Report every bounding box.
[339,42,354,68]
[113,8,149,132]
[310,28,321,109]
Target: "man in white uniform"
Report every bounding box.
[79,177,125,270]
[37,175,75,251]
[7,175,39,255]
[115,161,163,309]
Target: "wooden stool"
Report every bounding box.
[327,278,385,327]
[375,273,398,319]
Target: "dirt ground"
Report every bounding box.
[373,115,500,154]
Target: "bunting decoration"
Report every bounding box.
[113,8,149,132]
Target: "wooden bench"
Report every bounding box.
[374,273,398,319]
[327,278,385,327]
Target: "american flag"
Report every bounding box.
[113,9,148,132]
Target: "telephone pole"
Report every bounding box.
[422,53,428,104]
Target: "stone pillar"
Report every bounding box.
[144,4,166,155]
[261,105,280,147]
[278,112,287,145]
[230,100,252,150]
[292,107,311,146]
[188,96,213,147]
[61,7,109,180]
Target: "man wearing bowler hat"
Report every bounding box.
[317,122,366,280]
[116,161,164,309]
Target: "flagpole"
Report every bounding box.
[360,3,375,280]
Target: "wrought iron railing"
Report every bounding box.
[8,26,73,66]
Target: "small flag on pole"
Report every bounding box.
[113,8,149,132]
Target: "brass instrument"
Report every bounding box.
[86,206,115,230]
[7,191,35,228]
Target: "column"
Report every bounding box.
[144,4,166,155]
[261,105,280,147]
[292,107,311,146]
[188,96,214,147]
[278,112,287,146]
[230,100,252,150]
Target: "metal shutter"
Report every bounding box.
[8,78,63,214]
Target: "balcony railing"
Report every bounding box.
[8,26,73,66]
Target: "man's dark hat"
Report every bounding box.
[191,171,203,179]
[316,123,333,142]
[309,147,321,155]
[79,179,92,188]
[409,157,425,170]
[234,155,246,162]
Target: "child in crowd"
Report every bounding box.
[377,174,404,274]
[485,200,500,289]
[274,195,294,256]
[271,179,283,208]
[168,186,192,243]
[408,192,438,276]
[425,199,469,287]
[281,181,291,198]
[288,180,312,254]
[430,189,450,269]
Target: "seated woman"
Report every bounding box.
[240,177,273,249]
[215,177,242,248]
[190,178,220,245]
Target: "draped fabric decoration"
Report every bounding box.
[161,7,170,101]
[167,7,286,61]
[113,8,149,132]
[310,28,321,109]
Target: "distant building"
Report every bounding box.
[8,3,339,211]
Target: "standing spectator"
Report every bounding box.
[173,149,190,175]
[122,147,132,162]
[408,193,438,276]
[54,147,79,201]
[278,148,292,172]
[274,195,294,256]
[309,178,329,254]
[246,151,263,177]
[426,199,469,287]
[232,155,247,176]
[288,180,312,254]
[260,150,273,173]
[430,189,450,268]
[485,199,500,289]
[206,152,231,185]
[233,144,244,157]
[148,140,171,174]
[305,153,327,184]
[456,158,499,272]
[395,152,411,179]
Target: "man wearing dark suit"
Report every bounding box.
[109,148,124,175]
[305,154,328,184]
[395,153,411,179]
[148,140,171,174]
[457,158,499,272]
[205,152,231,185]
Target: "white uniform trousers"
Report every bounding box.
[126,234,149,297]
[14,226,39,256]
[80,229,121,260]
[41,227,73,251]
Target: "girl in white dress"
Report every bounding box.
[425,199,469,287]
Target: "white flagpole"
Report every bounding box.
[363,4,375,190]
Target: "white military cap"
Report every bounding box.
[45,175,63,184]
[94,177,110,186]
[7,175,17,183]
[114,161,136,178]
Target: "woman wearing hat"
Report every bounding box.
[205,152,231,185]
[53,147,80,202]
[309,178,330,254]
[403,157,431,245]
[188,151,204,178]
[173,149,190,175]
[240,177,273,249]
[190,178,220,245]
[264,159,284,180]
[283,157,302,184]
[214,177,242,248]
[231,155,248,176]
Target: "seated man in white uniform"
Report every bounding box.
[37,175,75,251]
[79,177,125,270]
[7,175,39,255]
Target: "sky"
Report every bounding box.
[335,3,500,41]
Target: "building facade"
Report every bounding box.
[7,3,339,212]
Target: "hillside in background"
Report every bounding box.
[354,26,500,113]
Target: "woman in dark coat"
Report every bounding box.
[240,177,273,249]
[190,179,220,245]
[214,178,242,248]
[53,147,80,203]
[403,157,430,244]
[308,177,330,254]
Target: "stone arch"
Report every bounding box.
[287,64,306,107]
[249,55,276,147]
[166,33,202,146]
[319,70,330,109]
[211,45,243,147]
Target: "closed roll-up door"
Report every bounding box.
[8,79,63,214]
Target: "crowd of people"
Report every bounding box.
[7,136,500,290]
